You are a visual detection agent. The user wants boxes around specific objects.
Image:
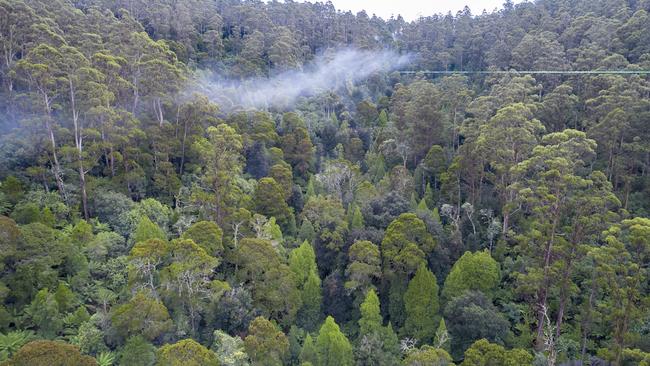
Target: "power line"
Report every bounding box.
[398,70,650,75]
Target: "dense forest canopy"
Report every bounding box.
[0,0,649,365]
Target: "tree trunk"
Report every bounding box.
[43,93,66,202]
[70,81,89,219]
[536,211,559,348]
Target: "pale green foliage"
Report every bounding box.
[0,331,34,362]
[359,289,382,336]
[212,330,250,366]
[461,339,533,366]
[157,339,219,366]
[442,250,500,301]
[315,316,353,366]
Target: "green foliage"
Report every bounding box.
[3,340,97,366]
[193,123,244,223]
[460,339,533,366]
[95,352,115,366]
[181,220,224,257]
[289,241,322,330]
[444,291,511,358]
[315,316,354,366]
[119,336,157,366]
[233,238,301,326]
[345,240,381,302]
[254,177,294,234]
[157,339,219,366]
[212,330,249,366]
[359,289,382,337]
[132,216,166,245]
[381,213,435,277]
[1,0,650,363]
[23,288,64,339]
[403,266,440,343]
[442,251,500,302]
[402,346,454,366]
[244,317,289,366]
[111,291,172,344]
[299,334,319,366]
[381,213,435,327]
[0,331,34,362]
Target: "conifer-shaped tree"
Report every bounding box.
[403,265,439,343]
[315,316,353,366]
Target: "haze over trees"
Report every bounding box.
[0,0,650,365]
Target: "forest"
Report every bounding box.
[0,0,649,365]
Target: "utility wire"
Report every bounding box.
[398,70,650,75]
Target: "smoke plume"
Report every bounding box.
[193,48,412,112]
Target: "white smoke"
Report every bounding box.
[193,48,413,112]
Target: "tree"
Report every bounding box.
[381,213,435,327]
[268,163,293,201]
[390,80,447,164]
[233,238,301,326]
[129,239,169,294]
[212,330,249,366]
[381,213,435,278]
[441,251,500,302]
[111,291,172,344]
[0,331,34,363]
[157,339,219,366]
[193,124,244,224]
[289,241,322,330]
[359,289,382,337]
[119,336,156,366]
[444,291,510,358]
[3,340,97,366]
[280,113,313,179]
[299,334,318,366]
[315,316,353,366]
[355,289,401,365]
[434,319,451,352]
[586,218,649,365]
[461,339,533,366]
[402,346,453,366]
[159,238,219,336]
[15,44,68,200]
[403,266,440,343]
[132,216,166,244]
[510,129,615,346]
[244,317,289,366]
[300,195,348,273]
[253,177,294,233]
[181,220,223,257]
[474,103,545,234]
[345,240,381,305]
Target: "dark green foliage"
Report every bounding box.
[254,177,295,234]
[444,291,511,359]
[0,0,649,364]
[119,336,157,366]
